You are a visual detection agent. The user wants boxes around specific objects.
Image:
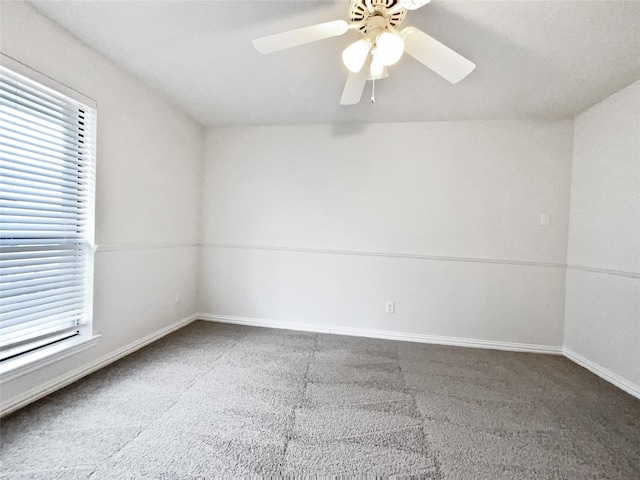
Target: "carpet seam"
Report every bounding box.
[281,331,318,474]
[397,346,445,480]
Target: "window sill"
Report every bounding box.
[0,334,101,384]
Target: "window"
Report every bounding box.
[0,55,97,375]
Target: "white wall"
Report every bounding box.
[200,120,573,348]
[564,80,640,395]
[0,1,203,412]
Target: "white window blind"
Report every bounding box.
[0,59,96,363]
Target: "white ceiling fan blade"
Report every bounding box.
[253,20,350,54]
[340,62,369,105]
[401,0,431,10]
[402,27,475,84]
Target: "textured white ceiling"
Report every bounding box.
[30,0,640,127]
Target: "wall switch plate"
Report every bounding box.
[175,292,182,304]
[386,301,395,313]
[540,213,550,226]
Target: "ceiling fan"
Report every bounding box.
[252,0,475,105]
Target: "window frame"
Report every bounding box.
[0,54,100,382]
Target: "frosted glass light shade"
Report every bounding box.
[342,38,372,73]
[369,55,385,79]
[368,64,388,80]
[376,31,404,66]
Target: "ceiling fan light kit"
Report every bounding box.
[369,64,389,81]
[370,56,387,82]
[342,38,372,73]
[253,0,475,105]
[374,31,404,66]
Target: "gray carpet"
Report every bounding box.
[1,321,639,479]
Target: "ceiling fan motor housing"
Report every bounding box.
[350,0,407,37]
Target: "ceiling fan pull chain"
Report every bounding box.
[371,78,376,103]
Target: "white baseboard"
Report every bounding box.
[197,313,563,355]
[0,314,198,417]
[201,314,640,399]
[5,313,635,417]
[563,348,640,400]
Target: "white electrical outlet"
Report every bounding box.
[175,292,182,304]
[386,301,395,314]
